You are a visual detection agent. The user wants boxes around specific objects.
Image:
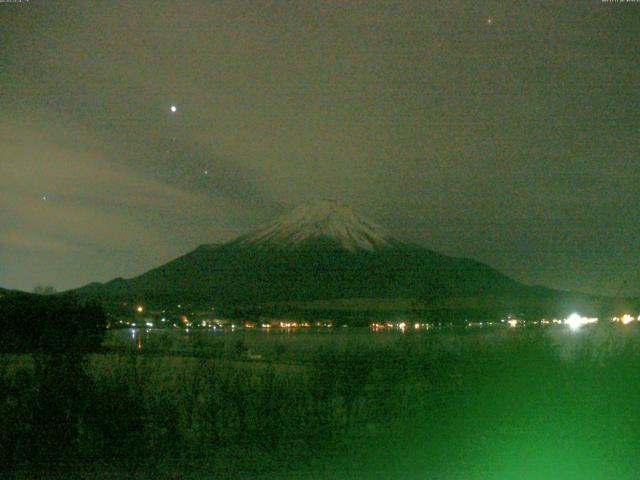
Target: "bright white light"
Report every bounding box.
[621,314,634,325]
[170,105,177,113]
[564,313,597,330]
[507,319,518,328]
[565,313,582,330]
[136,305,143,313]
[145,322,153,327]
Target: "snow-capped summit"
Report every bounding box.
[235,199,395,251]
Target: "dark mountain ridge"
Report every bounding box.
[70,200,605,319]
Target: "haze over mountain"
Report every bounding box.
[72,200,603,319]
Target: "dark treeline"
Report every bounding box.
[101,293,629,327]
[0,293,108,473]
[0,292,106,353]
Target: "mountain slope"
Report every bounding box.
[71,200,600,317]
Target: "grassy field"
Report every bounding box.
[2,324,640,479]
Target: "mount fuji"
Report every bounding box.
[72,200,599,319]
[233,200,398,251]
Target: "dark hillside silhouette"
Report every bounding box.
[0,292,106,353]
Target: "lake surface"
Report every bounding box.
[104,321,628,363]
[106,325,409,358]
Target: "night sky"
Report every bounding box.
[1,1,638,295]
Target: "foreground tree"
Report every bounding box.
[0,292,106,353]
[0,293,107,469]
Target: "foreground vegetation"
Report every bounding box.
[2,323,640,479]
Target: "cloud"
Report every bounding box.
[0,116,248,287]
[0,230,72,254]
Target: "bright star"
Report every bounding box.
[42,195,47,201]
[170,105,177,113]
[486,17,493,25]
[204,169,209,175]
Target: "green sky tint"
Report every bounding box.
[1,1,638,294]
